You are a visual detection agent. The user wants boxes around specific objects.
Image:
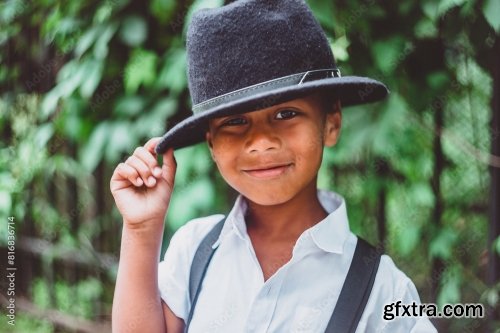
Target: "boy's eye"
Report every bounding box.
[221,117,247,127]
[276,109,298,120]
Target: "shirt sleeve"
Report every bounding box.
[157,215,225,321]
[357,255,437,333]
[380,279,437,333]
[158,224,192,321]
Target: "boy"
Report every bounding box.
[110,0,437,332]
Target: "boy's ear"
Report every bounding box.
[323,100,342,147]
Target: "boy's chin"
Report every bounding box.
[241,190,297,207]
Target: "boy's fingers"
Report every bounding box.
[162,148,176,167]
[114,162,143,187]
[161,148,177,186]
[133,146,161,177]
[144,137,162,154]
[144,137,167,176]
[126,155,156,187]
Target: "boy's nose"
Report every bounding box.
[244,124,281,153]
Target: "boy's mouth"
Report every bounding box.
[242,163,292,179]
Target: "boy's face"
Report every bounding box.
[206,93,341,206]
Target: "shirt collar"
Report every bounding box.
[212,189,351,254]
[308,189,350,254]
[212,194,249,248]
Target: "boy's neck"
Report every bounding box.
[244,181,328,241]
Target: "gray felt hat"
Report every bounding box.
[155,0,389,153]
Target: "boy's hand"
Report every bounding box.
[110,137,176,228]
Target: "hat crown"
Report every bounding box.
[186,0,336,105]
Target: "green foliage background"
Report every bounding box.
[1,0,499,332]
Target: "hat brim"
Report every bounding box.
[155,76,389,153]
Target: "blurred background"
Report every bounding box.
[0,0,499,332]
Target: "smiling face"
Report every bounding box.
[206,93,342,206]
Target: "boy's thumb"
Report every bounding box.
[161,148,177,178]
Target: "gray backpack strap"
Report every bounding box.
[325,237,381,333]
[185,217,226,332]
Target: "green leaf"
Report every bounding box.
[414,17,437,38]
[371,37,406,74]
[55,60,86,97]
[119,16,148,47]
[0,190,12,216]
[494,236,500,255]
[113,95,146,117]
[79,58,104,98]
[50,155,83,178]
[75,26,100,58]
[482,0,500,33]
[430,228,458,260]
[132,98,177,138]
[0,0,26,24]
[172,145,197,183]
[330,35,350,62]
[41,6,62,41]
[150,97,177,119]
[105,121,136,163]
[408,182,434,207]
[437,266,461,306]
[79,122,109,171]
[307,0,336,31]
[436,0,466,17]
[372,93,407,156]
[93,23,118,59]
[0,171,17,192]
[32,279,51,309]
[55,282,72,312]
[192,145,212,174]
[94,3,113,23]
[41,86,63,119]
[394,223,421,256]
[34,123,54,149]
[61,109,83,140]
[187,177,214,209]
[190,0,224,11]
[124,49,158,94]
[168,176,215,229]
[483,288,499,307]
[157,48,187,93]
[421,1,439,22]
[150,0,176,24]
[426,71,450,91]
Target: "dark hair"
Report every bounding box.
[311,91,340,115]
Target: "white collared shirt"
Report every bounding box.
[158,189,436,332]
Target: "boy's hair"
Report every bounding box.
[317,91,341,115]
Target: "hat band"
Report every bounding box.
[192,68,341,115]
